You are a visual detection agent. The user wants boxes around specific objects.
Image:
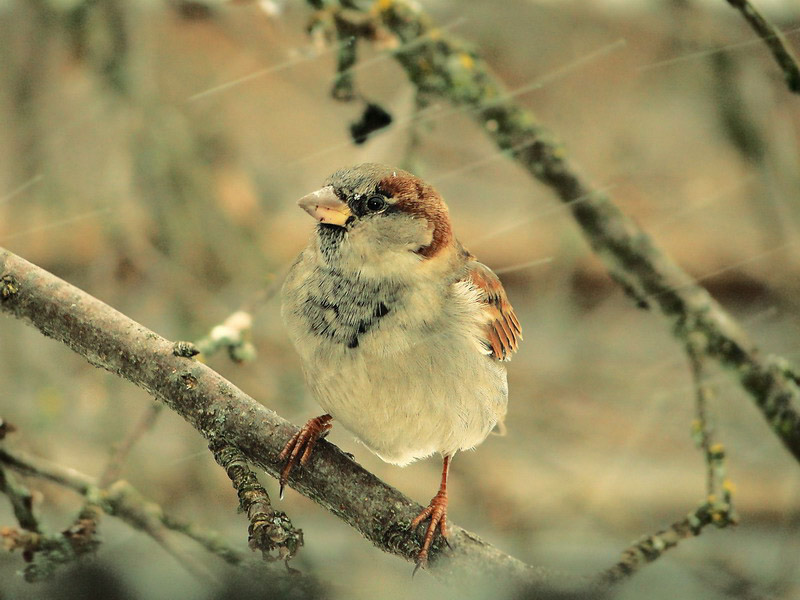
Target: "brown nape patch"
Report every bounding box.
[379,174,453,258]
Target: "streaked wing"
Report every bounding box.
[462,259,522,361]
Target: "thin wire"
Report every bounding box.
[646,239,799,302]
[188,17,468,102]
[187,43,344,102]
[2,207,113,242]
[0,174,43,205]
[468,184,618,248]
[638,25,800,72]
[649,176,756,232]
[493,256,554,275]
[431,140,539,182]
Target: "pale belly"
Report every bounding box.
[294,325,508,466]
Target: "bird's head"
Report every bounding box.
[297,163,455,276]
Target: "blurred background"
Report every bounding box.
[1,0,800,598]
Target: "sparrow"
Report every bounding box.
[279,163,521,570]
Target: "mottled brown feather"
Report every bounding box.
[462,259,522,361]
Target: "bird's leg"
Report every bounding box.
[411,455,451,572]
[278,413,333,498]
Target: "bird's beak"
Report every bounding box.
[297,186,352,227]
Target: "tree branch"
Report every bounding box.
[209,440,303,565]
[0,246,577,593]
[1,441,329,594]
[1,504,100,582]
[596,501,737,585]
[0,446,242,579]
[0,462,40,533]
[724,0,800,93]
[598,340,740,585]
[686,338,737,513]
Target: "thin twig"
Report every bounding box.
[209,441,303,565]
[0,447,94,492]
[724,0,800,93]
[1,504,100,582]
[0,464,40,532]
[99,402,163,487]
[64,400,167,582]
[596,341,740,587]
[186,269,291,364]
[596,501,737,586]
[0,446,246,573]
[192,310,257,363]
[189,266,288,363]
[688,341,717,495]
[102,480,218,585]
[686,335,738,514]
[160,514,246,566]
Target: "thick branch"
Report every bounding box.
[0,247,575,593]
[324,0,800,465]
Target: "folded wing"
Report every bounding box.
[461,259,522,361]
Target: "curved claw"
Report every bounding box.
[278,414,333,498]
[412,560,424,578]
[411,489,448,572]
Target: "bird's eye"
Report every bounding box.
[366,195,387,212]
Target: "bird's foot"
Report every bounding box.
[411,489,448,574]
[278,414,333,498]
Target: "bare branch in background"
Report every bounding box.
[1,504,100,583]
[0,457,40,534]
[686,337,737,515]
[598,337,740,585]
[99,402,163,487]
[55,399,167,583]
[724,0,800,93]
[596,501,737,586]
[0,445,238,583]
[2,436,327,592]
[1,420,98,581]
